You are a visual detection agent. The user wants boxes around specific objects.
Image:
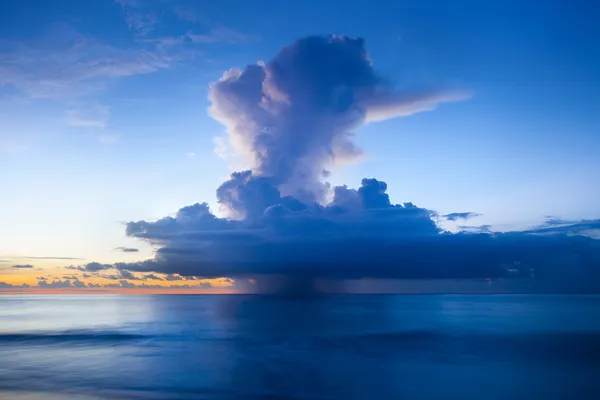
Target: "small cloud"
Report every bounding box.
[72,262,113,272]
[119,269,140,280]
[0,282,30,289]
[458,224,493,234]
[124,12,157,36]
[524,219,600,237]
[443,212,482,221]
[115,0,157,36]
[12,264,34,269]
[186,152,196,159]
[143,273,164,281]
[23,256,84,260]
[115,247,139,253]
[117,279,137,288]
[71,279,86,288]
[187,26,259,44]
[65,103,110,128]
[173,6,204,23]
[37,279,72,288]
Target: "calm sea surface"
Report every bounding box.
[1,295,599,399]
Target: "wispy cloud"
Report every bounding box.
[115,247,139,253]
[443,212,482,221]
[115,0,157,36]
[11,264,34,269]
[173,6,204,23]
[0,25,173,100]
[143,26,258,50]
[0,282,31,289]
[21,256,85,260]
[187,26,259,44]
[65,103,110,128]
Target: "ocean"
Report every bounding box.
[1,295,599,399]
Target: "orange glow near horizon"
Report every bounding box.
[0,265,238,294]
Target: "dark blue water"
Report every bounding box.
[1,295,599,399]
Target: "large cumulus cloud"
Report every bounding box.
[210,35,468,209]
[92,35,600,293]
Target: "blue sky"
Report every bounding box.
[1,0,599,289]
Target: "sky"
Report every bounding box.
[1,0,599,293]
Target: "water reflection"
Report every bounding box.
[1,295,600,399]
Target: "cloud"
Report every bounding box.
[34,276,87,288]
[443,212,482,221]
[65,262,112,272]
[119,269,140,280]
[12,264,34,269]
[523,219,600,238]
[144,26,258,51]
[143,274,164,281]
[115,0,157,36]
[115,247,139,253]
[22,256,84,260]
[100,274,121,280]
[76,35,600,294]
[535,216,597,230]
[109,280,136,289]
[362,89,472,123]
[37,279,77,288]
[0,282,30,289]
[209,35,468,208]
[65,103,110,128]
[0,25,172,100]
[186,26,258,44]
[71,279,87,288]
[458,224,493,234]
[173,6,203,23]
[95,279,212,289]
[2,275,217,291]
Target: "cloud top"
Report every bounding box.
[210,35,468,208]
